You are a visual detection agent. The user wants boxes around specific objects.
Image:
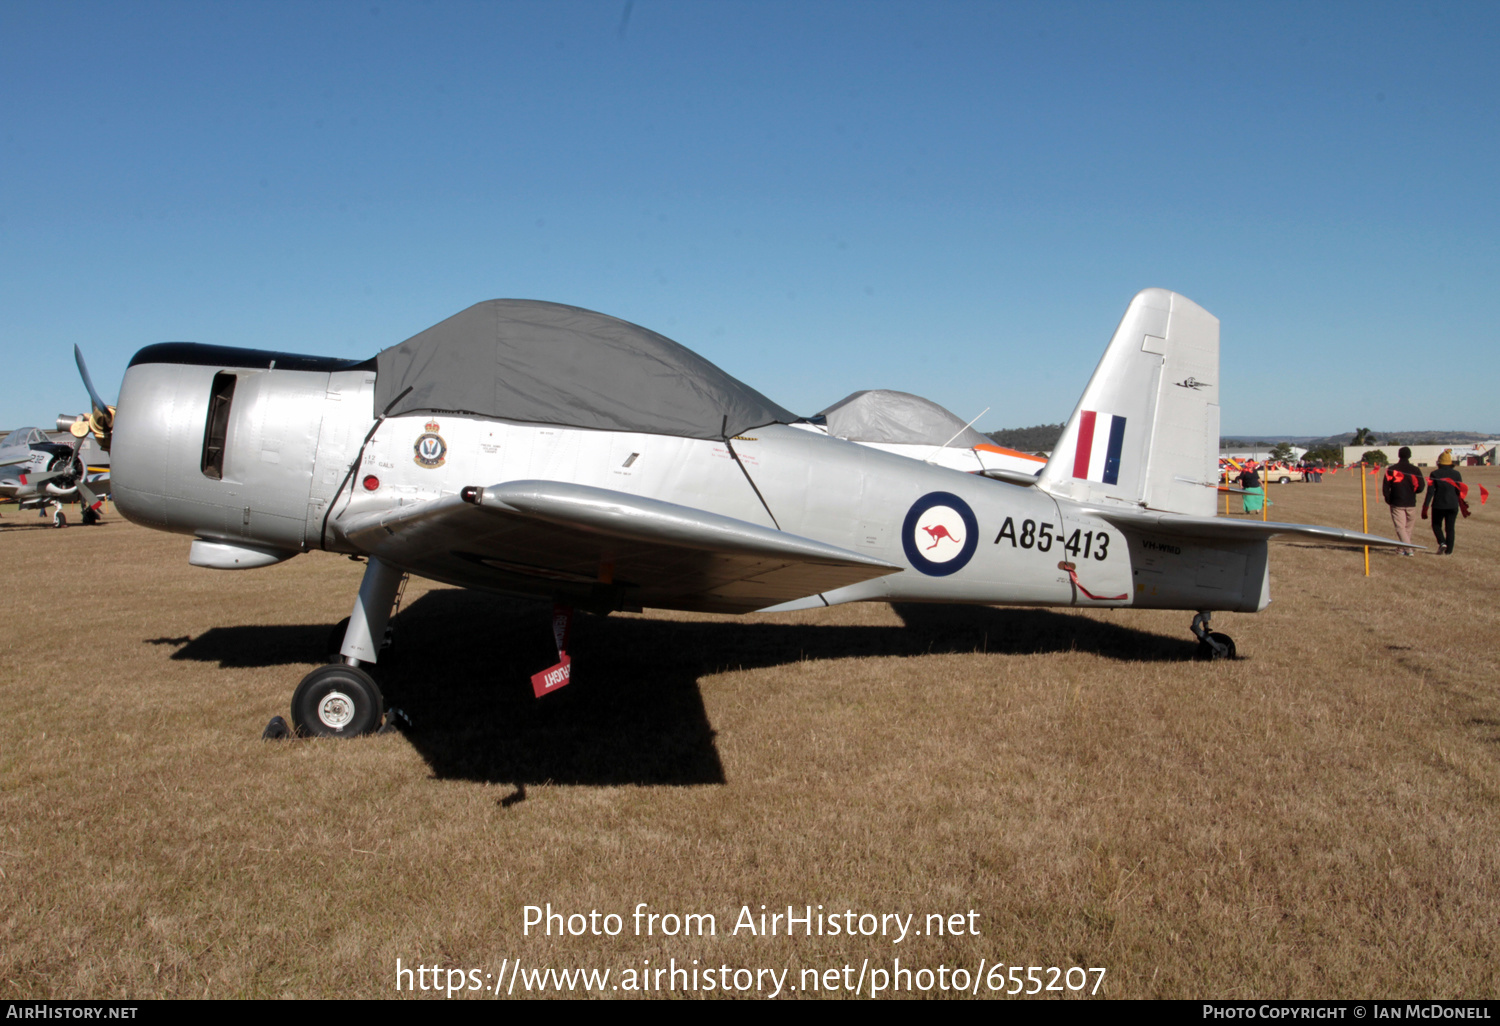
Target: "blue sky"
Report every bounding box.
[3,0,1497,435]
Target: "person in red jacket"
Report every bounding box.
[1381,446,1425,556]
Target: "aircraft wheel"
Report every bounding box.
[290,664,384,738]
[52,510,67,528]
[81,508,100,526]
[1195,632,1236,661]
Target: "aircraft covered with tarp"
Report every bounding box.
[807,389,1044,479]
[374,300,797,440]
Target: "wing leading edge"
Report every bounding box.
[340,480,901,613]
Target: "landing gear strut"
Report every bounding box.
[289,556,404,737]
[1191,611,1236,661]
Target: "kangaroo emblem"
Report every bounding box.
[922,524,961,549]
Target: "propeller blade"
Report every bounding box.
[76,479,100,510]
[73,345,114,449]
[75,346,109,416]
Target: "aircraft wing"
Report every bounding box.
[340,480,903,613]
[1077,506,1418,549]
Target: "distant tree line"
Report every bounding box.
[984,423,1488,460]
[985,423,1065,452]
[1304,445,1344,464]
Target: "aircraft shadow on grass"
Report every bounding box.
[164,590,1194,787]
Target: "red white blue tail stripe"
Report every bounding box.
[1072,411,1126,485]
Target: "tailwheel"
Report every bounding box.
[1195,632,1236,661]
[291,663,385,737]
[1190,611,1236,661]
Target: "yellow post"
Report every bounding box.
[1262,459,1269,522]
[1361,462,1370,576]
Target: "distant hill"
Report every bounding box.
[1221,430,1498,449]
[985,425,1497,455]
[985,423,1064,453]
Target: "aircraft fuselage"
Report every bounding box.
[109,347,1269,616]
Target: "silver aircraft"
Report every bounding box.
[96,289,1402,737]
[0,420,109,527]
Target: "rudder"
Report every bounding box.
[1037,289,1220,516]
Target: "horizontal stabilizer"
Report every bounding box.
[340,480,901,613]
[1078,506,1420,549]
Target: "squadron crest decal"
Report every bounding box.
[413,420,447,468]
[902,491,979,576]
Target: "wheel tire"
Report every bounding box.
[82,508,100,526]
[1195,632,1237,661]
[1278,476,1291,484]
[52,511,67,528]
[290,664,384,738]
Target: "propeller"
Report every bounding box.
[74,346,115,451]
[39,432,87,497]
[33,431,108,515]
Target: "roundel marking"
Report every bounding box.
[902,491,979,577]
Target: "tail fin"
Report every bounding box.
[1037,289,1220,516]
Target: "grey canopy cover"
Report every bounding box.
[373,300,797,440]
[817,390,989,449]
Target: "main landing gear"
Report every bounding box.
[1190,611,1236,661]
[286,556,406,738]
[38,501,67,527]
[292,664,385,736]
[39,499,101,528]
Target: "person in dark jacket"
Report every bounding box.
[1422,449,1463,554]
[1382,446,1425,556]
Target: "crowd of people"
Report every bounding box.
[1219,448,1473,554]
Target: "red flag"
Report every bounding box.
[1430,478,1478,518]
[531,656,571,697]
[531,603,574,697]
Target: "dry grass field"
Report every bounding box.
[2,468,1498,1000]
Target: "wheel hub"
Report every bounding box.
[317,690,356,729]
